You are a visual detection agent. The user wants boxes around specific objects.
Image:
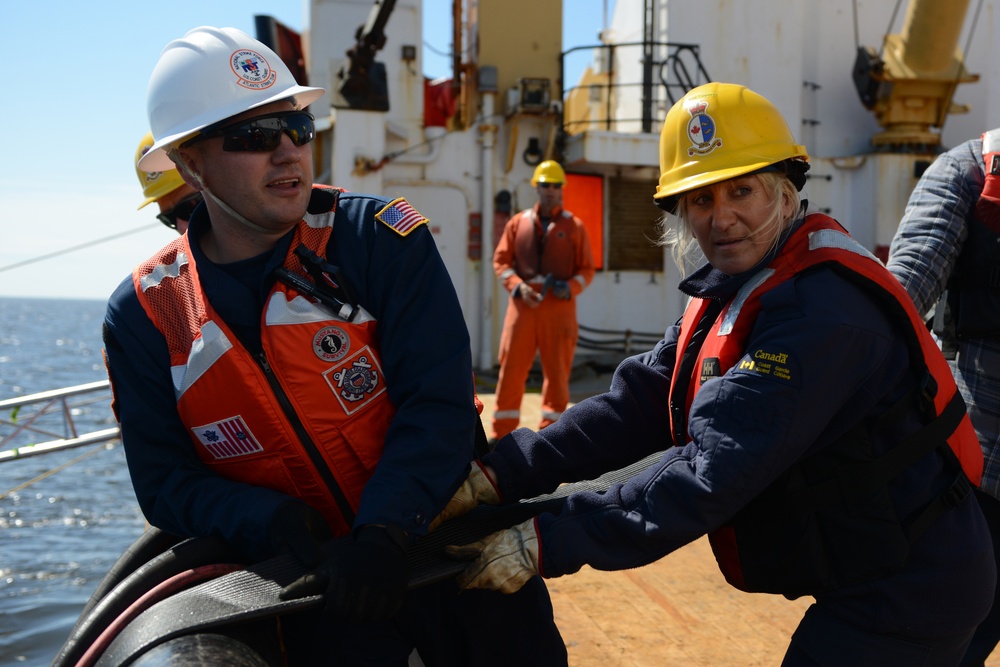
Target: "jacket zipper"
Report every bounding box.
[255,350,356,527]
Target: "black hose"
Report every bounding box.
[56,451,665,666]
[51,534,242,667]
[75,528,185,622]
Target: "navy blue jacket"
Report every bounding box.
[104,189,476,558]
[486,217,994,637]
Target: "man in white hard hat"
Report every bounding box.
[103,26,566,665]
[134,131,201,234]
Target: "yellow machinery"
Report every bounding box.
[853,0,979,149]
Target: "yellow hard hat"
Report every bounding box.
[531,160,566,186]
[654,82,808,210]
[135,131,187,210]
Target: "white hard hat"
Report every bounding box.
[138,26,325,173]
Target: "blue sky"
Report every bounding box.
[0,0,613,302]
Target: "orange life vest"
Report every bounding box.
[132,204,393,537]
[669,213,982,595]
[511,206,583,281]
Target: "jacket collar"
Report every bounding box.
[678,204,807,301]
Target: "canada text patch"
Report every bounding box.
[731,348,795,383]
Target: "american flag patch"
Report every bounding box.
[191,416,264,460]
[375,198,428,236]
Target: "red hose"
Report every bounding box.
[75,562,244,667]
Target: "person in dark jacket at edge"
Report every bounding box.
[887,129,1000,667]
[103,25,566,666]
[436,82,995,666]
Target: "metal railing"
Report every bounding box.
[0,380,119,463]
[577,323,663,358]
[561,40,713,135]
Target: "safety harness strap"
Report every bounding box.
[669,299,723,446]
[780,391,966,510]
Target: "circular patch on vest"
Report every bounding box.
[313,326,350,362]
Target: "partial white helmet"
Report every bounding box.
[138,26,324,172]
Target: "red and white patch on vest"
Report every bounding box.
[191,415,264,460]
[322,346,387,415]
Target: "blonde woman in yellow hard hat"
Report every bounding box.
[440,82,992,665]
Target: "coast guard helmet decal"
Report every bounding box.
[230,49,277,90]
[686,99,723,157]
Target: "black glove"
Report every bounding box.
[540,273,556,298]
[268,501,331,568]
[279,525,409,623]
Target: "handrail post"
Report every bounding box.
[606,44,615,131]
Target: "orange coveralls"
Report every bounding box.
[491,204,595,439]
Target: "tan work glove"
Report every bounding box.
[428,460,501,532]
[445,518,539,594]
[516,283,543,308]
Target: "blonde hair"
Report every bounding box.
[658,172,800,276]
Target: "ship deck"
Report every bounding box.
[475,372,1000,666]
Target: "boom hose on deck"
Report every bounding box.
[54,452,663,666]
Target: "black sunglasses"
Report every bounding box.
[538,182,562,189]
[156,193,202,229]
[190,111,316,152]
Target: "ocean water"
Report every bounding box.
[0,297,146,666]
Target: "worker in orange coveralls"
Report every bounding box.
[491,160,595,442]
